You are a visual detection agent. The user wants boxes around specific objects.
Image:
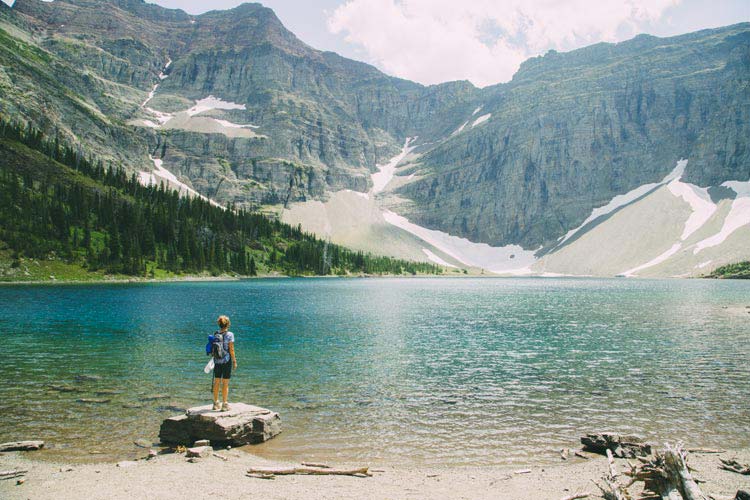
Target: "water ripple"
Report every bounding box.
[0,277,748,465]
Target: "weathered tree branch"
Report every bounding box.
[247,466,371,477]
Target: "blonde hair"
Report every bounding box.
[217,315,230,330]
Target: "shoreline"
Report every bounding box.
[2,446,748,499]
[0,272,736,286]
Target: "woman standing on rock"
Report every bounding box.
[211,315,237,411]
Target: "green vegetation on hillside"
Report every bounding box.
[706,261,750,279]
[0,117,442,281]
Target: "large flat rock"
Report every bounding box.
[159,403,281,446]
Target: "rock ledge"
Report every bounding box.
[159,403,281,446]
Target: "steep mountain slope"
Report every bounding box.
[2,0,477,207]
[1,0,748,277]
[393,25,750,249]
[0,118,443,281]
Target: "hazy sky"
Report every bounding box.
[149,0,749,87]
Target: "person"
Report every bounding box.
[211,315,237,411]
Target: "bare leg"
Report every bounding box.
[221,379,230,404]
[212,377,221,403]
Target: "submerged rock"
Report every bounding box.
[156,405,184,413]
[94,389,122,396]
[159,403,281,446]
[140,394,170,401]
[133,439,153,448]
[76,398,110,404]
[47,384,80,393]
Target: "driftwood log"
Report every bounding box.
[247,466,371,477]
[0,441,44,452]
[301,462,331,468]
[719,459,750,475]
[592,448,632,500]
[581,433,651,458]
[624,444,708,500]
[0,469,28,480]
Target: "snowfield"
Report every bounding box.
[422,249,457,268]
[370,138,415,194]
[186,96,246,116]
[667,174,717,240]
[286,148,749,278]
[558,160,687,247]
[382,210,537,274]
[693,179,750,253]
[135,88,262,138]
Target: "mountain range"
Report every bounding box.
[1,0,749,277]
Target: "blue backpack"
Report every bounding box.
[207,332,227,361]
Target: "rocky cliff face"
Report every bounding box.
[395,26,750,248]
[1,0,748,260]
[2,0,478,206]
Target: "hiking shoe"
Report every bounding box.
[212,401,220,411]
[221,402,230,412]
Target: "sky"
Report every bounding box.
[144,0,748,87]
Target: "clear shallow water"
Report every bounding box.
[0,277,749,466]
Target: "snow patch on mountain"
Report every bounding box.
[621,243,682,277]
[138,156,223,208]
[451,121,469,136]
[141,83,159,107]
[382,210,536,273]
[141,59,171,106]
[667,176,716,240]
[186,96,246,116]
[158,59,171,80]
[422,249,457,268]
[472,106,482,116]
[371,137,416,194]
[559,160,687,247]
[137,88,261,138]
[693,178,750,253]
[211,118,259,129]
[471,113,491,127]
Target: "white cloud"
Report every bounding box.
[327,0,680,86]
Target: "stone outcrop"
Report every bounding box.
[159,403,281,446]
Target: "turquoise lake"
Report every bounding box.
[1,277,749,466]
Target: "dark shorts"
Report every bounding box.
[213,361,232,379]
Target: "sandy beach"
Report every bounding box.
[2,447,749,500]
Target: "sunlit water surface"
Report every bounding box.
[1,277,748,466]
